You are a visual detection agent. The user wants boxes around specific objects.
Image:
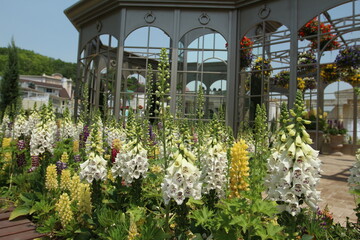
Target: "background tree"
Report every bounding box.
[0,39,20,119]
[0,47,77,79]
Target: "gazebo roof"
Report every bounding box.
[64,0,265,30]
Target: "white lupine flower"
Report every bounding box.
[200,140,228,198]
[13,112,29,138]
[104,125,126,147]
[85,116,104,155]
[348,149,360,191]
[162,149,202,205]
[111,142,148,184]
[60,119,76,139]
[265,136,321,216]
[30,121,56,155]
[76,121,84,140]
[30,106,57,156]
[1,114,12,137]
[27,110,40,136]
[80,152,107,183]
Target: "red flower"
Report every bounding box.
[111,148,118,163]
[138,105,143,109]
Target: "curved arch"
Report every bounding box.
[297,0,354,31]
[179,27,227,49]
[124,26,171,48]
[79,33,119,55]
[210,80,227,92]
[240,20,288,41]
[186,81,207,92]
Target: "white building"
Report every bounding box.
[20,73,73,113]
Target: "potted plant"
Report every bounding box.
[324,119,347,154]
[304,108,327,150]
[325,120,347,140]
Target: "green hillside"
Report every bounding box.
[0,47,77,80]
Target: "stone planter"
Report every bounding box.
[329,135,345,155]
[307,130,323,152]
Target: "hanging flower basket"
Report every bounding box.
[298,18,321,40]
[320,64,339,85]
[271,70,290,88]
[335,46,360,69]
[240,36,254,69]
[297,51,317,74]
[334,46,360,85]
[310,34,340,52]
[251,57,272,77]
[271,70,316,91]
[340,67,360,86]
[298,18,340,52]
[297,77,316,91]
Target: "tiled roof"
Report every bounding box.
[20,79,71,99]
[20,79,63,89]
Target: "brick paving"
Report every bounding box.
[318,154,357,226]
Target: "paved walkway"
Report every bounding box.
[318,154,357,226]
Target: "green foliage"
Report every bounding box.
[190,197,285,240]
[279,208,360,240]
[0,47,76,79]
[0,40,20,118]
[250,104,270,197]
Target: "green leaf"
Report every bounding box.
[301,234,315,240]
[189,207,214,227]
[19,193,33,205]
[266,223,283,237]
[229,215,248,231]
[9,206,30,220]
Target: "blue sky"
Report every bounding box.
[0,0,79,63]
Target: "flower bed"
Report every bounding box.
[0,49,359,239]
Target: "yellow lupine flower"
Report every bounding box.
[112,139,121,151]
[61,152,69,163]
[56,193,73,228]
[107,171,115,182]
[73,140,79,153]
[229,139,250,198]
[69,175,81,202]
[77,183,92,222]
[2,138,11,148]
[45,164,58,190]
[150,165,163,174]
[60,169,72,190]
[128,213,140,240]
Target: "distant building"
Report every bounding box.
[20,73,73,113]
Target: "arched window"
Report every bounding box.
[300,1,360,147]
[78,34,118,116]
[177,28,228,119]
[121,26,171,117]
[238,21,290,125]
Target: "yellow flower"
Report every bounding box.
[2,138,11,148]
[56,193,73,228]
[70,175,81,202]
[60,169,71,190]
[77,183,92,223]
[229,139,250,198]
[45,164,58,190]
[73,140,79,153]
[107,171,115,182]
[150,165,163,174]
[297,77,305,91]
[128,213,140,240]
[61,152,69,163]
[112,139,121,151]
